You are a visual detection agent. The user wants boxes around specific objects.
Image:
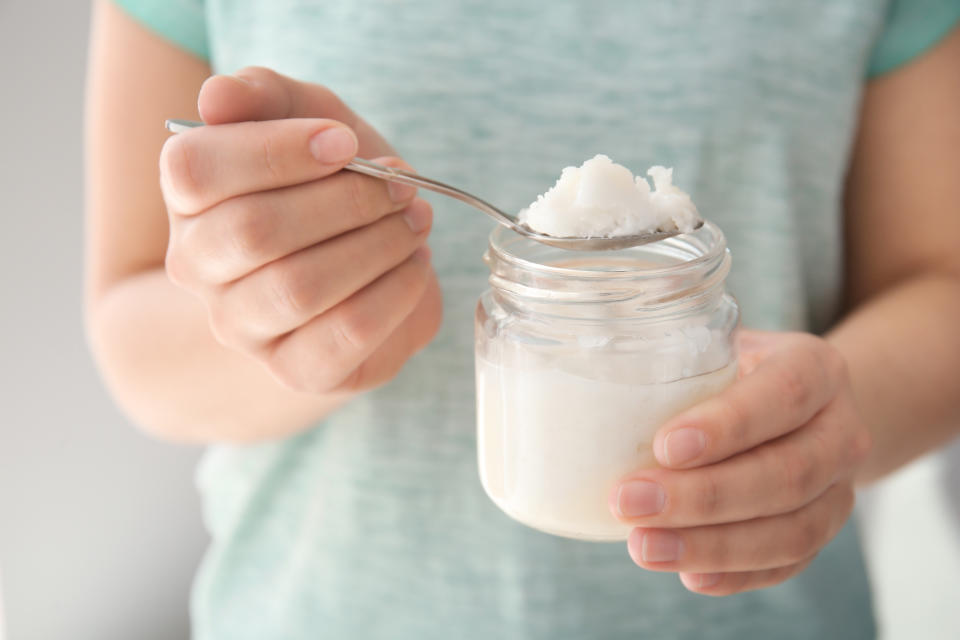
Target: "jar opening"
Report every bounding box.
[484,221,731,314]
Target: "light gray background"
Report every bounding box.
[0,2,205,639]
[0,1,957,639]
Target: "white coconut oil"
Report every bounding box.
[518,155,700,238]
[478,354,736,540]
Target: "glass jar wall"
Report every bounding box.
[475,222,739,541]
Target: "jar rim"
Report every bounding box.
[487,220,728,281]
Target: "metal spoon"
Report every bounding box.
[164,119,698,251]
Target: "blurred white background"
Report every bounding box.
[0,1,957,638]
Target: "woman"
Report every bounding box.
[85,1,960,637]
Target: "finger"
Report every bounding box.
[160,118,358,214]
[735,329,780,374]
[653,333,846,468]
[613,401,848,526]
[677,557,815,597]
[197,67,393,158]
[264,247,435,393]
[211,200,432,346]
[625,483,852,573]
[172,160,421,284]
[335,266,443,392]
[736,328,781,354]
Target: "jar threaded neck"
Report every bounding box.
[485,222,730,319]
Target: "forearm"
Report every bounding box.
[87,268,351,443]
[827,272,960,485]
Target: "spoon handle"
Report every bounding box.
[163,119,521,233]
[344,158,521,232]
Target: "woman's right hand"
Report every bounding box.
[159,67,442,394]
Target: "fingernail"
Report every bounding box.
[413,245,432,262]
[680,572,720,591]
[388,181,418,203]
[642,530,682,563]
[230,73,255,87]
[696,573,721,588]
[309,127,357,164]
[664,428,705,466]
[403,201,432,233]
[617,480,665,517]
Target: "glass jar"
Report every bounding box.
[475,222,739,541]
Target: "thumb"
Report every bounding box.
[197,66,394,159]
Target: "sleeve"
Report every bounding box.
[867,0,960,77]
[111,0,209,61]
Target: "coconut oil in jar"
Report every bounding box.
[475,223,739,541]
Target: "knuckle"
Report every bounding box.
[302,368,343,394]
[353,219,406,272]
[266,358,310,393]
[206,303,244,351]
[715,394,749,443]
[228,198,278,264]
[171,214,198,253]
[780,446,818,505]
[329,306,372,356]
[695,469,723,520]
[266,265,312,318]
[160,134,203,211]
[375,220,407,258]
[707,530,733,568]
[164,245,192,288]
[314,357,359,394]
[775,364,812,415]
[267,343,339,394]
[260,135,284,182]
[342,173,379,224]
[173,215,241,285]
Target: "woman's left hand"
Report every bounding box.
[609,329,872,595]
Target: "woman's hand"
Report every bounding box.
[160,67,442,394]
[610,330,872,595]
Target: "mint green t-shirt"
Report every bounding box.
[112,1,960,638]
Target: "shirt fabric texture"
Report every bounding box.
[110,1,960,638]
